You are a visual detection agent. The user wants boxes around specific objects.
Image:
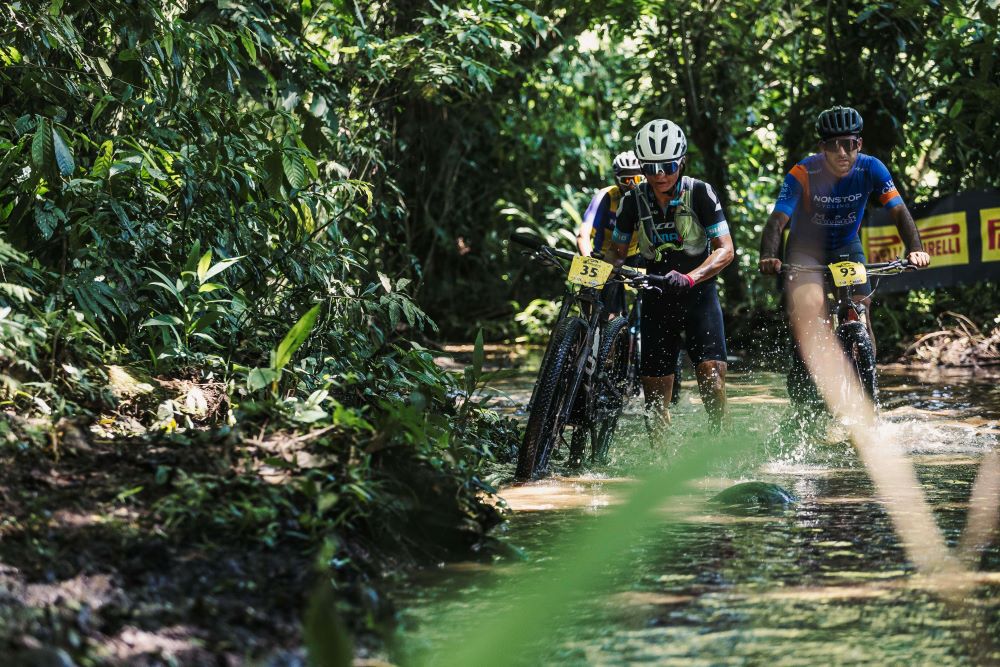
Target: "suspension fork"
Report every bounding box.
[526,289,576,413]
[557,294,604,427]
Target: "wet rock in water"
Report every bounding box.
[710,482,797,511]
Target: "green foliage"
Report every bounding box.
[140,244,242,366]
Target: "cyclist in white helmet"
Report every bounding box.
[605,119,735,432]
[576,151,642,258]
[575,151,643,319]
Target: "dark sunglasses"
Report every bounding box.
[821,137,860,153]
[640,160,682,176]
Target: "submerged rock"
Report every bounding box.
[710,482,797,510]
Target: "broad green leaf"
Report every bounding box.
[948,99,964,118]
[31,118,52,174]
[264,149,283,198]
[48,0,64,16]
[163,33,173,58]
[274,304,321,371]
[198,282,227,293]
[197,250,212,283]
[141,314,184,327]
[203,256,241,282]
[293,408,328,424]
[240,29,256,62]
[472,328,484,380]
[282,150,306,189]
[92,140,113,179]
[377,271,392,293]
[248,367,279,391]
[52,126,75,176]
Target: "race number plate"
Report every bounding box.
[567,255,614,288]
[828,261,867,287]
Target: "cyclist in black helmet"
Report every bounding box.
[758,105,930,363]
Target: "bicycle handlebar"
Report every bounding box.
[510,232,664,285]
[781,258,915,275]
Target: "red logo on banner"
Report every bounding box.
[989,218,1000,251]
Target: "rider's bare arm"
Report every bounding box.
[605,240,628,267]
[576,220,593,256]
[687,234,734,285]
[889,204,930,267]
[758,211,789,274]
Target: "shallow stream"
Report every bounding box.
[394,362,1000,665]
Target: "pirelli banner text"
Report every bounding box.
[862,189,1000,292]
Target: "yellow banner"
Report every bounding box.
[981,207,1000,263]
[862,212,968,267]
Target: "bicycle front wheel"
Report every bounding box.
[592,316,630,463]
[837,321,878,405]
[516,316,589,480]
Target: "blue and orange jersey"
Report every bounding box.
[583,185,640,257]
[773,153,903,248]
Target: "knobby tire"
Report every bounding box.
[837,321,878,404]
[592,316,631,463]
[516,316,588,480]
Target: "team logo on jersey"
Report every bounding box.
[811,211,858,227]
[812,193,863,205]
[880,180,897,196]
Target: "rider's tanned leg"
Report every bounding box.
[642,375,673,430]
[695,360,727,429]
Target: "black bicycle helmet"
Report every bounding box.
[816,106,863,139]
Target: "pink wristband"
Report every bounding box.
[683,274,695,287]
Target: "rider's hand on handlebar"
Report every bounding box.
[759,257,782,275]
[907,251,931,268]
[664,270,694,293]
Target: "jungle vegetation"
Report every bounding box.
[0,0,998,661]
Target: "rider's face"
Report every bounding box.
[617,174,641,191]
[820,135,861,177]
[647,166,681,197]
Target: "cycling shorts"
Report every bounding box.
[640,281,727,376]
[786,237,870,293]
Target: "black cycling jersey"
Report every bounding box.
[614,177,730,275]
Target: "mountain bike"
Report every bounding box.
[782,258,915,407]
[510,233,666,480]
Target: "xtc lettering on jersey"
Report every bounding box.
[773,153,903,247]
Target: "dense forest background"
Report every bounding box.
[1,0,999,660]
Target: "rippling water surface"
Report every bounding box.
[394,364,1000,665]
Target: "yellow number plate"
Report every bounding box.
[568,255,614,288]
[828,261,867,287]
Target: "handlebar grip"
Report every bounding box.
[510,232,544,250]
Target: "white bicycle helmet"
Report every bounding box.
[634,119,687,161]
[612,150,641,176]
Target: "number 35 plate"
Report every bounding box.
[828,261,867,287]
[568,255,614,287]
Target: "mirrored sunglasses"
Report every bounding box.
[822,137,860,153]
[616,174,642,186]
[640,160,682,176]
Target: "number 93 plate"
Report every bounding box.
[568,255,614,287]
[828,261,867,287]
